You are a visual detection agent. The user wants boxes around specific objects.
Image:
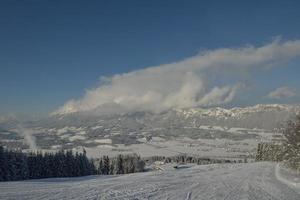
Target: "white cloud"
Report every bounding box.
[198,84,242,107]
[267,87,296,100]
[52,39,300,115]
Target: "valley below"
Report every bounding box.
[1,104,296,159]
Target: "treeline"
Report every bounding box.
[0,147,145,182]
[146,154,248,165]
[0,147,96,181]
[255,114,300,171]
[97,154,145,175]
[281,114,300,170]
[255,142,283,162]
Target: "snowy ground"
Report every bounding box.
[1,162,300,200]
[83,136,261,158]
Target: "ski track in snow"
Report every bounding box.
[0,162,299,200]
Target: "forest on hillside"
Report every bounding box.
[0,148,145,182]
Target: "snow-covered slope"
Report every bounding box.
[0,162,299,200]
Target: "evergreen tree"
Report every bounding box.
[109,159,115,175]
[98,158,103,175]
[14,151,28,180]
[282,114,300,170]
[6,151,17,181]
[0,146,8,181]
[115,155,124,174]
[127,157,135,173]
[102,156,110,175]
[65,150,74,177]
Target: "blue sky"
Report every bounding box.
[1,0,300,114]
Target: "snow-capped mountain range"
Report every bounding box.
[49,104,300,131]
[175,104,299,119]
[52,103,299,120]
[0,104,299,154]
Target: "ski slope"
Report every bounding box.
[0,162,299,200]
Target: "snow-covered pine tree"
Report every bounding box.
[282,114,300,170]
[103,156,110,175]
[109,159,115,175]
[98,158,103,175]
[115,154,124,174]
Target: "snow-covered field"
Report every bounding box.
[84,136,259,158]
[1,162,299,200]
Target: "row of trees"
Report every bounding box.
[255,143,283,162]
[97,154,145,175]
[0,147,96,181]
[0,147,146,182]
[282,114,300,170]
[146,154,246,165]
[255,114,300,171]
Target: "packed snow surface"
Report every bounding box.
[0,162,300,200]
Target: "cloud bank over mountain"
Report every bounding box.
[268,87,296,100]
[53,39,300,115]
